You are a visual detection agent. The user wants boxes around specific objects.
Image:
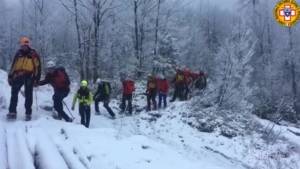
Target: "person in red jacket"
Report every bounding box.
[120,77,135,115]
[157,75,169,108]
[38,61,72,122]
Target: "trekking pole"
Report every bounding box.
[35,88,39,112]
[62,101,75,119]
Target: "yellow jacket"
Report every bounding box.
[72,87,93,107]
[9,47,41,81]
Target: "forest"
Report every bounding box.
[0,0,299,121]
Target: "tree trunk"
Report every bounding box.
[92,0,100,82]
[288,28,298,116]
[134,0,139,64]
[154,0,161,57]
[73,0,84,79]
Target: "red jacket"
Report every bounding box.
[158,79,169,94]
[122,80,135,95]
[39,67,70,91]
[183,69,193,85]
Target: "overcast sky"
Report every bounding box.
[3,0,238,9]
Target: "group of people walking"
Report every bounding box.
[6,36,206,128]
[144,68,205,111]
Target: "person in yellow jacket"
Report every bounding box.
[72,80,93,128]
[7,37,41,121]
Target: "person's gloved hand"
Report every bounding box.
[71,106,75,111]
[33,80,40,87]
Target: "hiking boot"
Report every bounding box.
[7,113,17,120]
[25,115,32,121]
[67,117,74,123]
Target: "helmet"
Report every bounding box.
[81,80,88,87]
[19,36,30,46]
[46,61,56,68]
[183,67,190,72]
[159,74,165,79]
[96,78,101,84]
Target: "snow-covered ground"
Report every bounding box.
[1,69,300,169]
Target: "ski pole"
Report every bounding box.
[63,101,75,119]
[35,88,39,112]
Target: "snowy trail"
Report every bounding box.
[53,128,91,169]
[1,122,93,169]
[6,124,35,169]
[0,126,8,169]
[26,123,91,169]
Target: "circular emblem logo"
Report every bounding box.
[274,0,300,27]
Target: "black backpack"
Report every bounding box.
[96,82,111,100]
[195,75,207,90]
[101,82,111,96]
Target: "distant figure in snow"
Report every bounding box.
[183,68,193,100]
[170,69,186,102]
[7,36,41,121]
[157,74,169,109]
[192,70,207,90]
[94,78,115,119]
[120,76,135,115]
[38,61,72,122]
[72,80,93,128]
[146,74,158,111]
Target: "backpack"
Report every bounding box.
[100,82,111,96]
[124,80,135,94]
[148,81,156,89]
[176,74,184,82]
[194,75,207,90]
[53,68,70,89]
[12,49,40,75]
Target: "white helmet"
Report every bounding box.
[159,74,165,79]
[46,61,56,68]
[96,78,101,84]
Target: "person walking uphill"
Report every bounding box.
[94,78,115,119]
[38,61,72,122]
[146,75,158,111]
[170,69,185,102]
[120,77,135,115]
[72,80,93,128]
[7,37,41,121]
[157,75,169,109]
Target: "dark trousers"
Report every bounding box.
[120,94,133,114]
[53,90,71,122]
[147,91,157,111]
[158,93,167,108]
[170,84,185,102]
[184,85,190,100]
[9,75,33,115]
[95,97,115,117]
[79,104,91,128]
